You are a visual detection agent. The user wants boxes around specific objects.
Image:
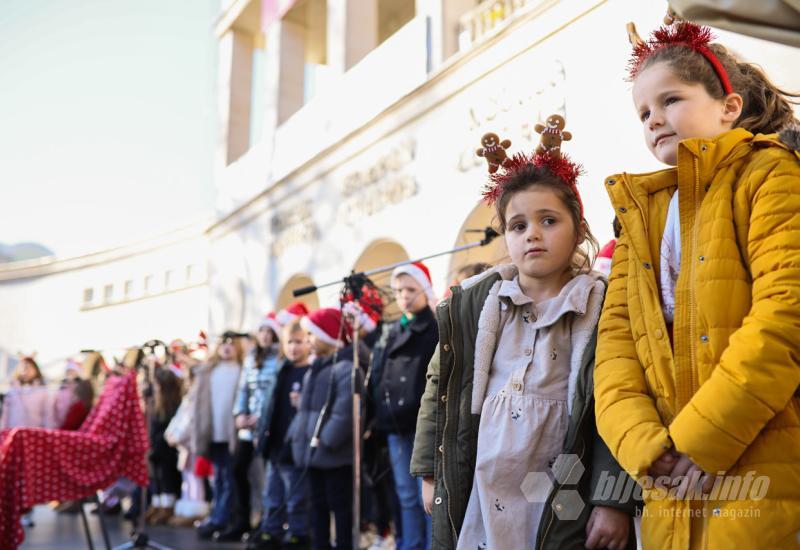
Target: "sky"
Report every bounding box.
[0,0,218,258]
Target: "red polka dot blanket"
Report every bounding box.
[0,372,148,549]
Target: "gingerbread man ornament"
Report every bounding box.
[534,114,572,159]
[476,132,512,174]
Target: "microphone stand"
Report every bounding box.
[293,228,499,550]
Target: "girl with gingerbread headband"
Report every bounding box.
[411,122,638,549]
[595,17,800,548]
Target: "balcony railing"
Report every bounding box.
[458,0,537,50]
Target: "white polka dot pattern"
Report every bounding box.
[0,372,149,549]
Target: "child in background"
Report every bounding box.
[218,315,282,542]
[291,308,363,550]
[373,262,438,550]
[193,332,244,540]
[412,122,637,549]
[146,368,183,525]
[595,19,800,548]
[249,319,312,550]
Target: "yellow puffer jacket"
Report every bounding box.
[595,128,800,549]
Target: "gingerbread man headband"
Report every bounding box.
[478,114,585,218]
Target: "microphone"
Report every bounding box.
[293,284,318,297]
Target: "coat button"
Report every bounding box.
[398,399,405,406]
[443,344,450,352]
[643,262,652,269]
[700,335,709,343]
[655,329,664,339]
[441,394,447,402]
[435,497,443,505]
[438,445,444,453]
[606,178,616,185]
[618,207,627,213]
[699,255,705,262]
[701,145,708,152]
[400,376,407,383]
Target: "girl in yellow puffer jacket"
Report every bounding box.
[595,20,800,549]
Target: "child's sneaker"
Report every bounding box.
[283,534,311,550]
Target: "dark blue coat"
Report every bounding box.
[289,346,363,469]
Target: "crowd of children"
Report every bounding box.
[2,12,799,550]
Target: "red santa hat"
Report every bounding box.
[594,239,616,277]
[300,308,348,348]
[276,301,310,326]
[391,261,436,304]
[258,311,282,335]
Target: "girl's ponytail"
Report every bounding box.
[731,55,800,135]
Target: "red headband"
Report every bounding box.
[628,22,733,95]
[482,151,585,218]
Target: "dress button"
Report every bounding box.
[435,497,443,505]
[443,344,450,352]
[700,335,709,343]
[524,348,532,356]
[512,383,523,392]
[655,329,664,339]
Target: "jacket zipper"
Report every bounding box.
[538,437,587,549]
[688,157,701,400]
[441,297,459,543]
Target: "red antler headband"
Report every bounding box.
[628,21,733,95]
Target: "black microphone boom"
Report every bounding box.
[292,226,499,298]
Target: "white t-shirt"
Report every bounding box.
[209,361,240,443]
[660,190,681,324]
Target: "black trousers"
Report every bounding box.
[309,465,353,550]
[231,438,255,528]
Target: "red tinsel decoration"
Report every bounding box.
[627,22,732,94]
[482,151,585,217]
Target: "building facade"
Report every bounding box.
[207,0,800,334]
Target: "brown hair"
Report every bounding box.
[13,357,44,386]
[74,378,95,410]
[495,164,599,275]
[640,44,799,135]
[208,333,245,368]
[154,368,182,420]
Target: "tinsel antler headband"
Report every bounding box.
[627,20,733,95]
[480,114,585,219]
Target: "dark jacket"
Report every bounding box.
[409,266,639,550]
[256,357,296,458]
[290,346,364,469]
[374,307,439,434]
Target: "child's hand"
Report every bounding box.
[585,505,629,550]
[668,453,715,498]
[422,476,435,515]
[648,449,678,478]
